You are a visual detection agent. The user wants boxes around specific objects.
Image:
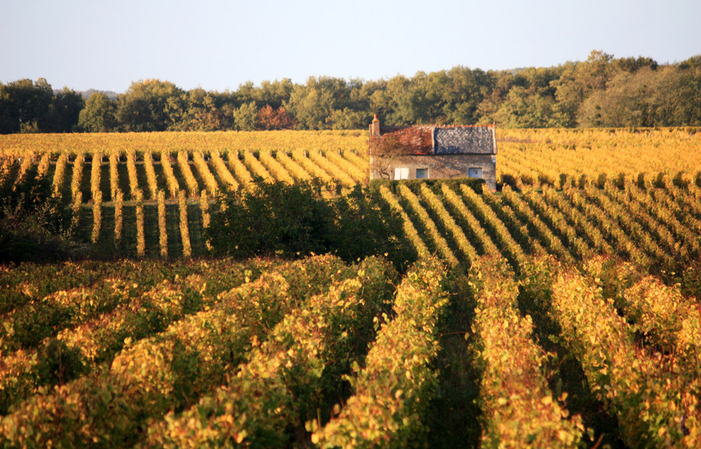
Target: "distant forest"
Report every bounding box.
[1,50,700,134]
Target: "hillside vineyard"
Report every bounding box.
[0,128,698,265]
[1,127,701,447]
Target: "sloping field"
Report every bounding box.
[1,128,699,264]
[1,128,701,447]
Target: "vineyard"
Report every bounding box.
[1,127,701,447]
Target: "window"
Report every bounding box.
[394,167,409,180]
[468,167,482,178]
[416,168,429,179]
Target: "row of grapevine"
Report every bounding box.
[209,150,238,191]
[191,151,218,196]
[4,250,701,447]
[276,150,312,181]
[541,185,614,255]
[652,186,701,237]
[36,152,50,179]
[498,128,701,187]
[109,151,120,200]
[13,151,34,188]
[51,153,67,198]
[418,183,479,264]
[259,150,296,183]
[469,257,584,447]
[114,189,124,241]
[523,188,593,259]
[200,190,212,252]
[178,190,192,258]
[91,191,102,243]
[3,146,370,206]
[586,183,675,267]
[135,189,145,257]
[325,149,367,183]
[1,274,205,414]
[308,150,356,187]
[160,151,180,198]
[501,185,574,263]
[438,184,499,258]
[396,184,459,266]
[612,183,687,258]
[550,265,701,447]
[0,256,354,447]
[177,150,200,196]
[0,130,368,156]
[242,150,273,181]
[586,257,701,372]
[70,153,83,202]
[291,150,334,183]
[312,257,448,447]
[561,186,650,266]
[226,150,254,188]
[127,150,139,198]
[457,183,527,269]
[142,257,395,448]
[2,134,699,270]
[378,185,429,258]
[0,276,132,352]
[143,150,159,199]
[157,190,168,258]
[624,182,700,258]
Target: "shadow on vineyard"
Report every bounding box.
[207,179,417,270]
[0,161,86,263]
[428,272,484,448]
[517,258,626,449]
[2,127,701,447]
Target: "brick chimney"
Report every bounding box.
[369,114,381,138]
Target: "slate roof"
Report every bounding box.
[370,117,496,156]
[434,126,496,155]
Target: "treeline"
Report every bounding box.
[2,50,700,134]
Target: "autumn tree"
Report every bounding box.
[256,105,296,130]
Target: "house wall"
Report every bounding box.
[370,154,497,191]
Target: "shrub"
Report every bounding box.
[206,180,412,268]
[0,162,83,262]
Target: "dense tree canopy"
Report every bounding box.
[2,50,701,134]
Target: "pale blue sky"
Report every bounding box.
[1,0,699,93]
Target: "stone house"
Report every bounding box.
[368,116,497,190]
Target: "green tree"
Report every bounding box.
[552,50,615,127]
[78,92,117,132]
[46,88,85,133]
[169,88,231,131]
[0,78,54,133]
[327,108,368,130]
[441,66,492,124]
[285,76,353,129]
[674,56,701,126]
[233,101,258,131]
[578,66,687,127]
[492,86,558,128]
[115,79,184,131]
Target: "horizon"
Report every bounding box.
[2,0,700,93]
[27,53,701,96]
